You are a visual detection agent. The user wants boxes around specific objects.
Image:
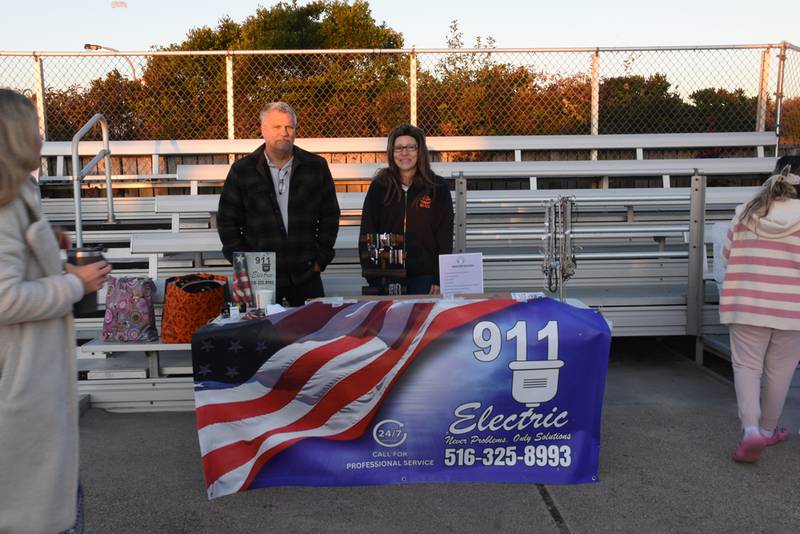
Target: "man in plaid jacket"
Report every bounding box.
[217,102,340,306]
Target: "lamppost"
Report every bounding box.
[83,43,138,82]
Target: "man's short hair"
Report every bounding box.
[259,102,297,126]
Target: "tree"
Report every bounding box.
[779,96,800,146]
[689,88,756,132]
[140,0,405,138]
[599,74,694,134]
[419,20,589,137]
[170,1,401,52]
[45,70,145,141]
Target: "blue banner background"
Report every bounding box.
[241,298,611,488]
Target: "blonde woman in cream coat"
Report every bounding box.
[0,89,110,534]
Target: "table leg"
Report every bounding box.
[145,350,161,378]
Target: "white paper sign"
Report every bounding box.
[439,252,484,296]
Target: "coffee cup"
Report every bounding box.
[256,289,274,311]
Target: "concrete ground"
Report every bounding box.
[78,340,800,534]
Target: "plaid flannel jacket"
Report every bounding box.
[217,144,340,288]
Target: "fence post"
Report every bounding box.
[454,172,467,253]
[33,53,47,141]
[590,49,600,161]
[773,42,788,156]
[686,172,706,365]
[226,52,235,162]
[409,49,417,126]
[756,47,771,134]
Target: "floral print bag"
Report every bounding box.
[102,277,159,342]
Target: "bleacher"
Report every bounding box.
[40,131,776,186]
[40,132,776,410]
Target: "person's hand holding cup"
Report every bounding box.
[65,261,112,295]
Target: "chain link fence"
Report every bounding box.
[415,50,591,137]
[0,45,796,145]
[780,45,800,149]
[232,52,410,139]
[597,48,766,134]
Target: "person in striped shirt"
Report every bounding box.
[719,156,800,462]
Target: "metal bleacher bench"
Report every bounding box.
[39,131,778,189]
[125,185,759,319]
[129,226,362,279]
[79,339,191,379]
[154,192,366,231]
[176,154,777,191]
[64,183,761,306]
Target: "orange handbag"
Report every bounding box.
[161,274,227,343]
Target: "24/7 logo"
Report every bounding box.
[372,419,407,447]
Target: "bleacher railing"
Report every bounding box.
[1,44,798,149]
[70,113,115,246]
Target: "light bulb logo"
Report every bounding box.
[473,319,565,407]
[509,359,564,407]
[508,320,564,407]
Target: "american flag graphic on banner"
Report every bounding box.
[191,298,517,498]
[230,252,253,306]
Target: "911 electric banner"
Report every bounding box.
[191,297,611,498]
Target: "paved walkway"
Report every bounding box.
[78,341,800,533]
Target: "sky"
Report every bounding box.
[1,0,798,52]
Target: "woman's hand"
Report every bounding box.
[65,261,112,294]
[52,226,71,250]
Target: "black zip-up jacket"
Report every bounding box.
[359,176,454,284]
[217,144,340,288]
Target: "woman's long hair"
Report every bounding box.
[0,89,40,207]
[374,124,437,204]
[739,156,800,223]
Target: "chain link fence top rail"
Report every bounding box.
[0,45,795,142]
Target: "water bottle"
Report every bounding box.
[66,246,105,315]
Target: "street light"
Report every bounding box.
[83,43,138,82]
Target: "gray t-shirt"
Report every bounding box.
[264,151,293,233]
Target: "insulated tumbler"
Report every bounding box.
[66,246,105,315]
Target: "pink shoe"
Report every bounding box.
[764,427,789,446]
[731,432,768,463]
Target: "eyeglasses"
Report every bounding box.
[393,144,418,154]
[278,168,289,195]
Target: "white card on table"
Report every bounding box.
[438,252,484,296]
